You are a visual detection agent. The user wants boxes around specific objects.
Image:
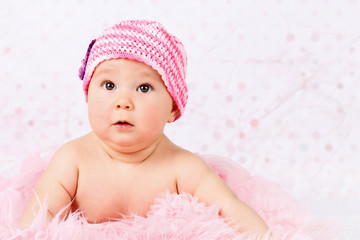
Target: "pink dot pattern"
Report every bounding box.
[82,20,188,121]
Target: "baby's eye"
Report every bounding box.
[102,81,116,91]
[137,84,152,93]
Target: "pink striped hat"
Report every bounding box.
[79,20,188,121]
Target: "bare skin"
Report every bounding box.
[19,59,270,237]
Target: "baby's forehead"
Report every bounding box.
[94,58,162,79]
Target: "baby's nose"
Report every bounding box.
[115,98,134,110]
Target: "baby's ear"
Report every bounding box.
[168,102,179,123]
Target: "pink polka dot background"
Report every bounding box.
[0,1,359,237]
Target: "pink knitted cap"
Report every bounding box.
[79,20,188,121]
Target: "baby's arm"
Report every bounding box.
[18,143,78,229]
[176,154,270,237]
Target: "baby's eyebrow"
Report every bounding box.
[93,68,113,78]
[135,69,161,80]
[136,71,154,77]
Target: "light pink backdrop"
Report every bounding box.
[1,1,359,237]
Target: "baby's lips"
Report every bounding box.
[114,120,133,126]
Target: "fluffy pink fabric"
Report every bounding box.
[0,153,333,239]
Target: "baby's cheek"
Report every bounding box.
[88,106,106,128]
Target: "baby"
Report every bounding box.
[19,20,270,237]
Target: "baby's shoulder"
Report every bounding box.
[170,149,215,194]
[52,133,93,162]
[171,148,210,172]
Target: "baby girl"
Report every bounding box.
[19,20,270,237]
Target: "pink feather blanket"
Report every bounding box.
[0,153,333,239]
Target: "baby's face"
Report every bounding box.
[87,58,177,151]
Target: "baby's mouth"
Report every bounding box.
[113,121,133,127]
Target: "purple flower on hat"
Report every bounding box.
[79,39,96,80]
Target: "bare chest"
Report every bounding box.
[72,162,178,222]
